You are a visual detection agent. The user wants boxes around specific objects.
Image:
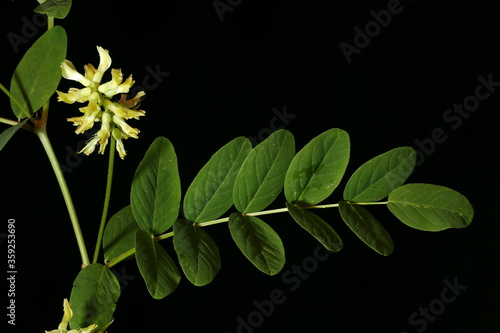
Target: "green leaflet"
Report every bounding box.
[285,128,350,206]
[343,147,416,202]
[34,0,72,19]
[286,202,343,252]
[69,264,120,330]
[10,25,67,119]
[130,137,181,235]
[183,137,252,222]
[173,219,221,286]
[338,201,394,256]
[0,119,29,151]
[135,230,181,299]
[233,129,295,213]
[228,213,285,275]
[387,183,474,231]
[103,205,140,263]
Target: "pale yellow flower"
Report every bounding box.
[56,46,145,159]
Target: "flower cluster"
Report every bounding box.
[56,46,145,159]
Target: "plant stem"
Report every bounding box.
[92,137,116,264]
[36,128,90,267]
[105,201,389,268]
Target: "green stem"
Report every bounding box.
[47,16,54,30]
[92,137,116,264]
[36,129,90,266]
[105,201,389,268]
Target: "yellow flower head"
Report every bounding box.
[56,46,145,159]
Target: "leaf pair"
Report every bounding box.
[338,146,473,255]
[128,138,182,299]
[178,136,252,284]
[284,128,349,254]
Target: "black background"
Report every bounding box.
[1,1,499,332]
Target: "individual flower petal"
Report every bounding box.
[94,46,111,82]
[98,69,123,97]
[98,112,112,154]
[79,135,100,156]
[56,87,93,104]
[68,114,97,134]
[84,64,97,82]
[79,100,101,116]
[61,60,92,86]
[103,100,127,118]
[114,75,135,95]
[123,108,146,120]
[117,91,145,109]
[58,299,73,331]
[112,127,128,159]
[112,114,140,138]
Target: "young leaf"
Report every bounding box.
[10,26,67,119]
[34,0,72,19]
[285,128,350,206]
[135,230,181,299]
[286,203,343,252]
[131,137,181,235]
[173,219,221,286]
[387,183,474,231]
[183,137,252,222]
[233,129,295,213]
[338,201,394,256]
[228,212,285,275]
[103,205,140,263]
[343,147,416,202]
[69,264,120,330]
[0,119,29,151]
